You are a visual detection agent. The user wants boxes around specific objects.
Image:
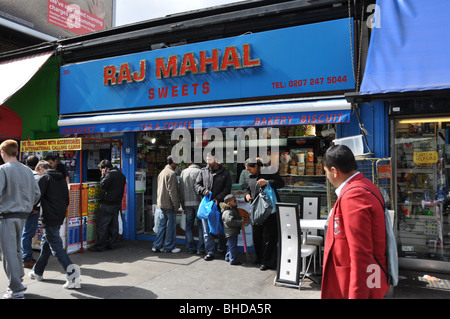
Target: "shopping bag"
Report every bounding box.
[197,192,213,219]
[264,182,278,213]
[249,190,273,225]
[153,206,163,233]
[180,210,186,231]
[118,211,123,235]
[207,202,224,236]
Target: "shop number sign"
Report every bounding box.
[21,138,82,152]
[413,151,438,164]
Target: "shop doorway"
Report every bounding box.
[134,124,338,241]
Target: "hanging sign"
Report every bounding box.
[21,138,82,152]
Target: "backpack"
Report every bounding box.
[339,186,399,287]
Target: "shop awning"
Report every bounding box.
[359,0,450,96]
[0,51,54,105]
[58,99,351,135]
[0,105,22,140]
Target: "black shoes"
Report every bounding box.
[260,265,271,271]
[204,254,215,261]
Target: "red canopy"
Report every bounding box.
[0,105,22,141]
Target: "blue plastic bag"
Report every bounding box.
[197,192,213,219]
[207,202,224,236]
[264,182,278,213]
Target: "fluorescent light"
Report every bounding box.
[399,118,450,124]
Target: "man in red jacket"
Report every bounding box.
[321,145,390,299]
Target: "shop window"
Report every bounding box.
[135,124,336,236]
[395,119,450,261]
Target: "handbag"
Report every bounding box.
[249,189,273,225]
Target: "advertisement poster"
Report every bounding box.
[0,0,113,38]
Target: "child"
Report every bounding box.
[220,194,243,265]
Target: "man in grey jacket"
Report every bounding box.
[153,156,181,253]
[0,140,41,299]
[179,163,205,254]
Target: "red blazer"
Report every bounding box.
[321,173,390,299]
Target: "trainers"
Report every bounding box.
[152,247,162,253]
[28,271,43,281]
[3,290,25,299]
[165,248,181,253]
[63,277,81,289]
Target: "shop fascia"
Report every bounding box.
[103,43,261,85]
[170,121,279,174]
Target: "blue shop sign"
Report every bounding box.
[59,18,355,115]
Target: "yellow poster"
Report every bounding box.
[21,138,82,152]
[413,151,438,164]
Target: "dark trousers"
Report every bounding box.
[252,213,278,269]
[95,204,120,251]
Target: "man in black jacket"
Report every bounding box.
[90,160,126,252]
[194,153,232,261]
[29,160,81,289]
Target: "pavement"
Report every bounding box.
[2,240,450,300]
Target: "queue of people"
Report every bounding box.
[154,152,285,272]
[153,147,391,299]
[0,137,391,299]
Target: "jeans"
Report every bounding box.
[95,204,120,251]
[225,235,238,264]
[0,217,26,293]
[184,207,205,253]
[21,211,40,262]
[153,208,177,252]
[201,219,227,255]
[33,225,74,277]
[201,219,215,255]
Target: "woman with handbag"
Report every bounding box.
[245,158,284,271]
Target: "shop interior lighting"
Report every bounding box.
[142,134,157,144]
[399,118,450,124]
